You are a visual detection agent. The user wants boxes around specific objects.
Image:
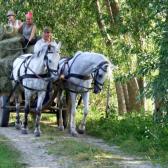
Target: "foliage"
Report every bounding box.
[0,136,25,168]
[0,0,106,56]
[86,111,168,165]
[150,3,168,115]
[0,1,168,111]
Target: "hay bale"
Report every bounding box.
[26,45,34,53]
[0,32,23,93]
[0,36,23,59]
[0,25,19,40]
[0,76,13,93]
[0,27,36,93]
[0,26,4,41]
[0,53,20,75]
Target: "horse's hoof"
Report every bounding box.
[34,130,41,137]
[72,132,79,137]
[21,128,28,134]
[59,126,64,131]
[34,131,41,137]
[15,123,21,130]
[70,130,79,137]
[77,129,85,134]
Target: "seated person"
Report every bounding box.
[33,27,58,105]
[6,10,22,31]
[19,11,37,52]
[34,26,57,55]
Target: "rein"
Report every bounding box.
[4,40,29,51]
[65,53,91,80]
[59,56,92,93]
[92,61,109,91]
[59,56,109,93]
[16,46,55,91]
[44,53,58,76]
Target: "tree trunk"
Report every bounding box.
[110,0,120,22]
[105,80,111,118]
[104,0,114,26]
[95,0,113,46]
[115,81,127,115]
[122,83,130,112]
[153,98,163,122]
[137,77,145,109]
[127,78,142,112]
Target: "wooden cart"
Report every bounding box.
[0,81,71,128]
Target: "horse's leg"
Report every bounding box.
[78,92,89,134]
[11,81,21,129]
[21,90,31,134]
[69,92,78,136]
[14,92,21,130]
[34,91,45,137]
[57,89,64,131]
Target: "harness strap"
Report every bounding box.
[17,55,32,78]
[65,73,91,80]
[21,84,47,91]
[96,61,109,72]
[58,55,109,93]
[20,74,50,80]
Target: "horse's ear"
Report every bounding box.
[104,64,108,71]
[57,41,61,50]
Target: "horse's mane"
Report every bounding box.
[102,55,115,79]
[73,51,115,79]
[74,51,83,57]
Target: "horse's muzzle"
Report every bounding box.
[93,85,101,94]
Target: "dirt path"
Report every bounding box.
[78,135,161,168]
[0,127,61,168]
[0,127,161,168]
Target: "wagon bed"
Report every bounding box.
[0,32,70,128]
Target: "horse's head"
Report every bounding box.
[92,61,108,94]
[43,42,61,80]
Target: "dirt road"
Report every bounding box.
[0,127,161,168]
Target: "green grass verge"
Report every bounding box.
[0,136,26,168]
[86,111,168,166]
[38,122,119,168]
[47,138,118,168]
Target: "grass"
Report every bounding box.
[8,97,167,167]
[0,136,26,168]
[86,110,168,166]
[47,138,119,168]
[37,122,119,168]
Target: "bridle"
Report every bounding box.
[59,55,109,93]
[16,45,59,91]
[44,45,59,77]
[92,61,109,92]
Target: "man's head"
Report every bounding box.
[43,26,52,42]
[7,10,15,22]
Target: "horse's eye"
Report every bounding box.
[48,59,52,63]
[98,74,103,78]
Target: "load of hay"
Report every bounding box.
[0,25,23,93]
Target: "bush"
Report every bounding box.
[86,111,168,165]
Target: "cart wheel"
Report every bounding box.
[0,96,10,127]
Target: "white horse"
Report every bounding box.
[57,51,114,136]
[12,42,61,136]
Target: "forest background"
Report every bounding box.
[1,0,168,165]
